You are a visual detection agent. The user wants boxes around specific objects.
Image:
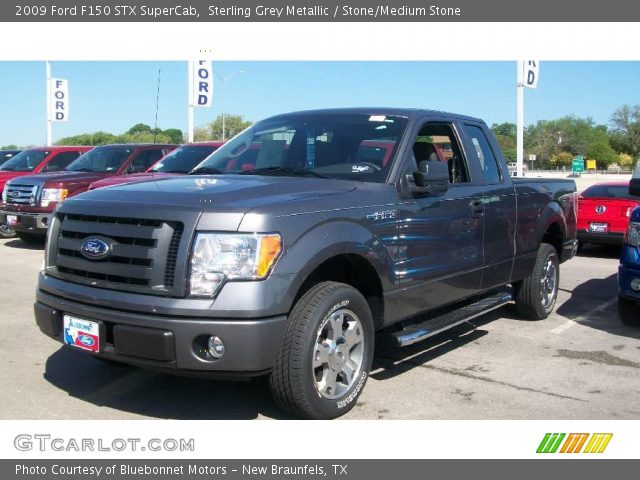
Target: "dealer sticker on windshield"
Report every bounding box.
[63,314,100,352]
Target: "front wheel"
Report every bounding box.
[0,224,16,238]
[618,297,640,326]
[270,282,374,419]
[514,243,559,320]
[16,232,46,244]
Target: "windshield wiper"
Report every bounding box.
[69,168,94,172]
[159,169,189,174]
[238,166,328,178]
[189,166,225,175]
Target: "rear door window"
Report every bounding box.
[129,149,165,173]
[464,124,503,183]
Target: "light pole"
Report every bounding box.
[218,70,245,141]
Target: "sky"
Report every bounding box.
[0,61,638,147]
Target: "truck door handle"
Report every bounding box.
[470,199,484,217]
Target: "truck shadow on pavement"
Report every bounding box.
[370,307,510,381]
[43,347,291,420]
[2,239,45,250]
[556,273,640,340]
[577,243,621,259]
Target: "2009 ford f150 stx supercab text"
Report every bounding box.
[35,109,577,419]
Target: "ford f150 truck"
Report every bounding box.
[1,143,175,243]
[88,142,225,191]
[0,146,93,237]
[34,109,577,419]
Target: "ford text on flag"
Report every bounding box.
[523,61,539,89]
[49,78,69,121]
[192,60,213,107]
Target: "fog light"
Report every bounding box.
[207,336,225,358]
[631,278,640,292]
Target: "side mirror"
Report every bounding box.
[407,160,449,195]
[630,178,640,197]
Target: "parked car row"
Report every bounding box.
[0,142,224,242]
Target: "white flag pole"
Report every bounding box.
[187,60,194,143]
[516,61,524,178]
[46,61,52,146]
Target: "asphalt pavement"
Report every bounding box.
[1,237,638,420]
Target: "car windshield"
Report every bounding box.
[0,150,49,172]
[193,113,408,183]
[582,184,640,200]
[150,145,219,173]
[66,146,133,173]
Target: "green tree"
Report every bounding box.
[618,152,634,169]
[491,122,517,138]
[610,105,640,157]
[56,131,116,146]
[587,141,618,168]
[162,128,184,144]
[549,151,573,168]
[194,126,213,142]
[2,144,18,149]
[115,131,171,144]
[127,123,153,135]
[209,114,252,140]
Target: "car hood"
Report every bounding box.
[90,172,178,190]
[0,170,32,188]
[16,171,114,188]
[64,175,357,213]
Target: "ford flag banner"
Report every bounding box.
[522,61,539,89]
[49,77,69,121]
[192,60,213,107]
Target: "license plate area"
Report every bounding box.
[589,222,608,233]
[63,314,103,352]
[6,215,17,226]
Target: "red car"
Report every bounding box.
[0,146,92,193]
[577,181,640,247]
[88,141,224,190]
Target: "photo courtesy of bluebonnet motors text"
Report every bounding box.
[0,0,639,477]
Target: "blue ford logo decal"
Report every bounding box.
[80,238,110,260]
[78,335,95,347]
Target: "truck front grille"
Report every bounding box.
[5,183,38,205]
[52,213,185,296]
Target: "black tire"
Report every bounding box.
[269,281,374,419]
[618,296,640,326]
[514,243,559,320]
[0,224,16,238]
[16,232,45,244]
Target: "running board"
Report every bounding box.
[391,290,513,347]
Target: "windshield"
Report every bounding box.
[66,146,133,173]
[0,150,49,172]
[150,145,219,173]
[193,114,408,182]
[582,184,640,200]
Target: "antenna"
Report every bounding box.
[153,68,161,144]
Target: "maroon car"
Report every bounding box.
[88,141,224,191]
[0,143,176,243]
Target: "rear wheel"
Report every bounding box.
[16,232,45,244]
[269,281,374,419]
[618,297,640,326]
[514,243,559,320]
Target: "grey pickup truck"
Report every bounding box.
[34,108,578,419]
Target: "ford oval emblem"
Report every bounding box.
[9,190,20,198]
[78,335,95,347]
[79,238,110,260]
[595,205,607,215]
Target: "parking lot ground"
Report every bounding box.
[1,237,639,420]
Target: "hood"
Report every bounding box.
[64,175,357,214]
[89,172,177,190]
[0,170,32,189]
[8,171,114,192]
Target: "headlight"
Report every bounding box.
[1,185,7,203]
[626,222,640,247]
[189,233,282,297]
[41,188,68,207]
